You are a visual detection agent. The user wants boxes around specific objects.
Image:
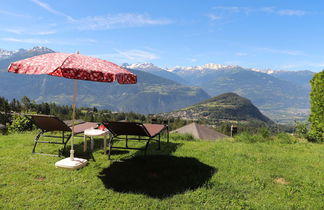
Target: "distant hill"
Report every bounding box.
[0,48,210,114]
[270,70,314,89]
[159,93,273,124]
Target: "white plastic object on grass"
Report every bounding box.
[55,157,88,170]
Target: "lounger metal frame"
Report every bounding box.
[102,122,168,160]
[27,114,95,157]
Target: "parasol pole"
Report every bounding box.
[55,51,88,169]
[70,79,76,160]
[70,50,80,160]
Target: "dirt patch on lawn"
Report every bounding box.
[274,177,289,185]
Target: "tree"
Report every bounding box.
[10,99,21,112]
[0,97,11,125]
[309,70,324,142]
[21,96,31,112]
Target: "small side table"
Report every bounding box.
[84,128,109,154]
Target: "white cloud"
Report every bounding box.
[30,0,171,30]
[235,52,248,56]
[0,9,30,18]
[279,62,324,70]
[4,28,56,35]
[75,14,171,30]
[258,47,304,56]
[30,0,74,21]
[94,49,158,63]
[212,6,306,17]
[207,14,222,21]
[114,49,158,60]
[277,9,305,16]
[213,6,249,14]
[1,37,50,44]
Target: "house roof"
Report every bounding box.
[171,122,228,140]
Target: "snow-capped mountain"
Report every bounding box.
[0,49,14,59]
[28,46,55,54]
[168,63,243,72]
[0,46,55,70]
[249,68,276,74]
[124,62,166,72]
[124,62,188,85]
[0,46,54,60]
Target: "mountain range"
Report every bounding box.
[126,63,313,123]
[0,46,315,123]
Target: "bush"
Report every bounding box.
[259,127,270,138]
[307,127,324,143]
[273,133,297,144]
[294,121,309,139]
[169,133,196,141]
[234,132,268,143]
[8,115,33,133]
[234,131,298,144]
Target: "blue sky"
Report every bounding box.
[0,0,323,72]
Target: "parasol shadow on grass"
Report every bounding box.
[98,143,216,199]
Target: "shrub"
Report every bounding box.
[307,126,324,143]
[273,132,297,144]
[259,127,270,138]
[234,132,268,143]
[8,115,33,133]
[294,121,309,139]
[169,133,196,141]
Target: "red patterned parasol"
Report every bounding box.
[8,52,137,169]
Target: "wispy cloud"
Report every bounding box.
[114,49,158,60]
[211,6,307,18]
[94,49,158,63]
[279,62,324,70]
[30,0,171,30]
[0,9,31,18]
[258,47,304,56]
[235,52,248,57]
[189,58,198,62]
[30,0,74,21]
[1,37,50,44]
[207,14,222,21]
[4,28,57,35]
[75,14,171,30]
[277,9,305,16]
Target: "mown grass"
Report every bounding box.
[0,132,323,209]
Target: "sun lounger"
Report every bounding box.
[27,114,97,156]
[102,121,168,160]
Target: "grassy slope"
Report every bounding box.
[0,133,323,209]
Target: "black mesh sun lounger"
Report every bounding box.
[102,121,168,160]
[27,114,97,156]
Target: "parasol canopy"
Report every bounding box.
[8,52,137,84]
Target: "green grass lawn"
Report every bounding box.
[0,132,323,209]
